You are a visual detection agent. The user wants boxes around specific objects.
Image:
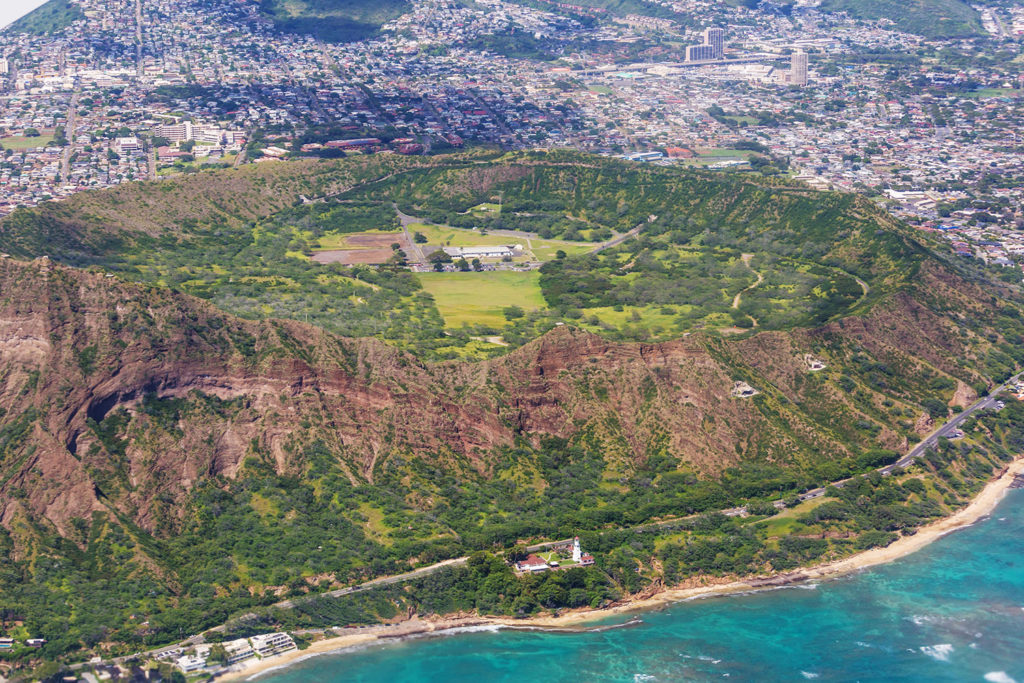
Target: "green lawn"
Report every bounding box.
[536,550,576,565]
[1,135,55,150]
[570,304,741,336]
[696,147,751,157]
[577,305,687,331]
[532,241,595,261]
[966,88,1023,98]
[417,271,547,328]
[752,497,836,537]
[411,223,597,262]
[412,223,514,248]
[467,202,502,215]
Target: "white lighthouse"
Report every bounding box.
[572,537,582,563]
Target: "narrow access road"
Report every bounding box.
[394,203,427,264]
[731,253,763,327]
[590,217,653,255]
[276,557,469,610]
[60,91,79,180]
[134,0,143,79]
[796,371,1024,502]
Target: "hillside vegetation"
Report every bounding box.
[4,0,83,34]
[2,153,1024,671]
[0,151,931,357]
[258,0,410,42]
[819,0,982,38]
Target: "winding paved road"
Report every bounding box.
[795,371,1023,502]
[590,217,653,254]
[394,203,427,264]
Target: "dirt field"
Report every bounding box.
[312,234,412,265]
[345,233,411,249]
[312,249,393,264]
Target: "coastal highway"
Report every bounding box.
[261,374,1024,611]
[276,556,469,610]
[795,371,1023,502]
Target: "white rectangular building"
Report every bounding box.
[442,245,521,259]
[224,637,256,664]
[250,632,296,658]
[116,137,140,153]
[155,121,194,143]
[176,655,206,673]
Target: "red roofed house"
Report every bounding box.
[515,554,550,573]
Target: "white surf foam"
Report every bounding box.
[436,624,504,635]
[919,643,954,662]
[680,654,721,664]
[801,672,820,679]
[984,672,1016,683]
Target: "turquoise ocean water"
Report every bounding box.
[262,490,1024,682]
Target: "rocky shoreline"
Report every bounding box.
[219,457,1024,682]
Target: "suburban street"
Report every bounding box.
[59,92,79,180]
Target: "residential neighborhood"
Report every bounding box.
[0,0,1018,270]
[152,631,297,675]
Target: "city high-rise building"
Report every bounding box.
[687,44,716,62]
[155,121,194,143]
[790,51,808,87]
[703,28,724,59]
[0,58,9,75]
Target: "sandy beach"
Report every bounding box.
[221,457,1024,681]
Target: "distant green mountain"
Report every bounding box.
[5,0,83,35]
[819,0,982,38]
[507,0,683,23]
[258,0,410,42]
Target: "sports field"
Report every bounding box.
[417,271,547,327]
[1,135,55,150]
